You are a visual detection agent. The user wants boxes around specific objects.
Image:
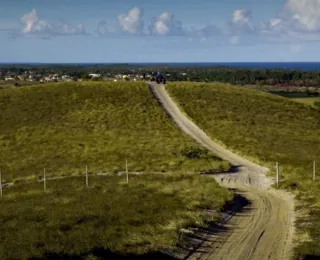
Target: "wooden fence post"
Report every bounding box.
[313,161,316,181]
[126,160,128,184]
[276,162,279,187]
[0,170,2,198]
[44,168,47,191]
[86,165,88,188]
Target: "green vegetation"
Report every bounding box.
[167,82,320,258]
[0,81,234,259]
[3,63,320,87]
[291,97,320,106]
[0,173,233,259]
[0,81,229,181]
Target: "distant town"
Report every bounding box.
[1,64,320,90]
[1,70,162,83]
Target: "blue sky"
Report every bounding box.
[1,0,320,63]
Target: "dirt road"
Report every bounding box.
[148,82,295,260]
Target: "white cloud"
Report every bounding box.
[263,0,320,39]
[229,8,255,35]
[19,9,86,37]
[232,9,251,24]
[21,9,38,33]
[117,7,144,34]
[148,12,184,36]
[284,0,320,32]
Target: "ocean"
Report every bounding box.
[128,62,320,71]
[1,62,320,71]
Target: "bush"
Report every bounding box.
[181,146,208,159]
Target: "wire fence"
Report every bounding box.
[0,161,317,198]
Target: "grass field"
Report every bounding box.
[0,81,234,259]
[0,173,232,259]
[0,81,229,182]
[269,91,320,108]
[291,97,320,107]
[167,82,320,258]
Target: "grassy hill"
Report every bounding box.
[0,81,233,259]
[167,82,320,258]
[0,81,229,182]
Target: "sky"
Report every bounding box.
[1,0,320,63]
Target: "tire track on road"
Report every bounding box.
[148,82,294,260]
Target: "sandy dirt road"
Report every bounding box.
[148,82,294,260]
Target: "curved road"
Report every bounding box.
[148,82,294,260]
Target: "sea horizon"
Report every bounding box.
[1,61,320,71]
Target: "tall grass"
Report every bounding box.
[0,173,233,259]
[167,82,320,258]
[0,81,229,181]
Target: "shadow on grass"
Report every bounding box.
[179,190,251,259]
[29,249,177,260]
[300,255,320,260]
[28,190,250,260]
[201,165,241,175]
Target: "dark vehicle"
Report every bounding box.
[151,73,166,84]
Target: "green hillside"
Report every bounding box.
[167,82,320,258]
[0,81,233,259]
[0,81,229,181]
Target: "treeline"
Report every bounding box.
[1,64,320,87]
[164,68,320,87]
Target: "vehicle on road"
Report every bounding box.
[151,72,166,84]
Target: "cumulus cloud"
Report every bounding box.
[263,0,320,39]
[19,9,86,37]
[148,12,184,36]
[285,0,320,32]
[229,9,255,35]
[232,9,251,24]
[117,7,144,34]
[21,9,38,33]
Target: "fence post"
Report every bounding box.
[313,161,316,181]
[0,170,2,198]
[276,162,279,187]
[86,165,88,188]
[126,160,128,184]
[44,168,47,192]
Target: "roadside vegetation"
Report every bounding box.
[0,173,233,259]
[0,81,229,182]
[167,82,320,258]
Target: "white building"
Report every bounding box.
[89,73,101,78]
